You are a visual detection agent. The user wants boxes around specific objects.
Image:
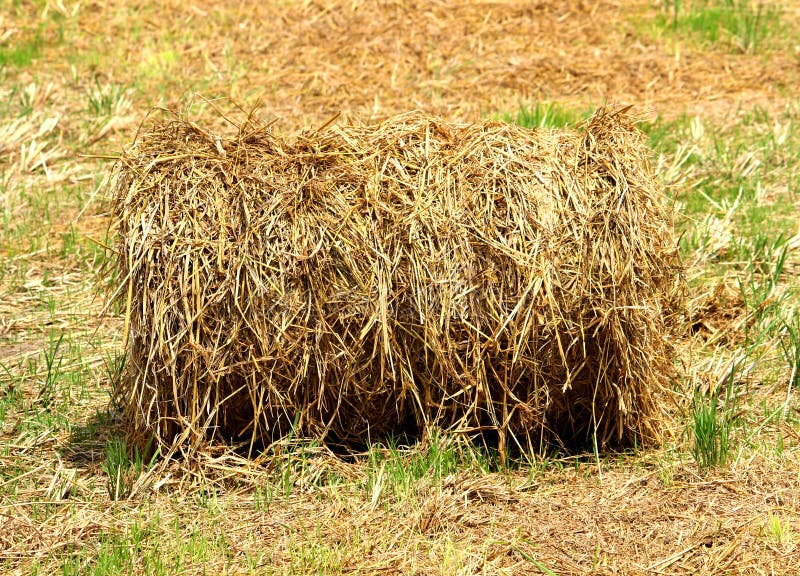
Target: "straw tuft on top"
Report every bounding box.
[108,107,684,454]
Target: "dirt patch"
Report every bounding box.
[20,0,799,136]
[210,0,800,125]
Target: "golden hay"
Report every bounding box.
[108,108,683,454]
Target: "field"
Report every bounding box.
[2,0,800,574]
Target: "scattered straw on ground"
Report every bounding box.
[1,2,799,575]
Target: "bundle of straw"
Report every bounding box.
[109,108,683,454]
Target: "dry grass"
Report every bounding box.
[1,1,800,574]
[108,107,683,456]
[4,445,800,574]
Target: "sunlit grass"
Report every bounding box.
[1,1,800,574]
[653,0,783,53]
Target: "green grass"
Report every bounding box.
[102,350,126,392]
[55,513,233,576]
[496,101,593,129]
[102,437,157,500]
[38,330,64,411]
[0,362,22,424]
[2,3,800,572]
[0,5,70,70]
[765,513,795,549]
[691,385,737,469]
[654,0,783,53]
[642,108,800,260]
[0,29,43,68]
[249,433,503,509]
[642,103,800,472]
[362,433,499,500]
[779,313,800,390]
[86,80,131,118]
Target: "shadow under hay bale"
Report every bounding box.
[108,107,684,455]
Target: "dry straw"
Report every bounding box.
[108,107,683,456]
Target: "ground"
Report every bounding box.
[2,0,800,574]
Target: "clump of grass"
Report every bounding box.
[497,101,592,129]
[86,78,131,117]
[659,0,782,53]
[37,330,64,411]
[779,312,800,389]
[691,383,737,469]
[363,432,497,500]
[737,237,788,359]
[766,513,795,550]
[103,349,126,391]
[0,28,44,68]
[102,437,156,500]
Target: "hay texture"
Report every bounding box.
[109,108,683,453]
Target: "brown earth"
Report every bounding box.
[8,0,798,135]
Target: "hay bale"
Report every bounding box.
[108,108,683,453]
